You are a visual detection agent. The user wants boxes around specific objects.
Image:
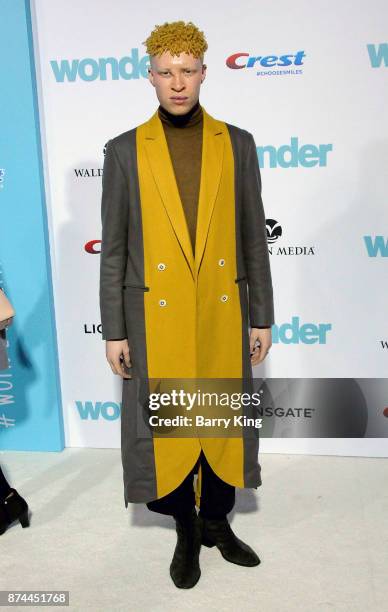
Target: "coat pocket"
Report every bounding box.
[122,284,150,291]
[234,276,247,283]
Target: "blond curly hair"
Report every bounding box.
[143,20,208,62]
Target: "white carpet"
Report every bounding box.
[0,449,386,611]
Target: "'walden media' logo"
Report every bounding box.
[266,219,315,256]
[74,168,102,177]
[50,49,149,82]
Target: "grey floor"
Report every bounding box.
[0,449,387,612]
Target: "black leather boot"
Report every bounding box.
[170,508,202,588]
[198,515,260,567]
[0,488,30,536]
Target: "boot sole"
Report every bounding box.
[170,568,201,589]
[202,536,261,567]
[219,551,261,567]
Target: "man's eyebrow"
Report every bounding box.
[157,67,196,71]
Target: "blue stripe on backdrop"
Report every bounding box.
[0,0,64,450]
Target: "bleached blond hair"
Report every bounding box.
[143,20,208,63]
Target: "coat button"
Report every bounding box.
[220,294,228,302]
[157,263,166,271]
[218,258,225,267]
[159,299,167,307]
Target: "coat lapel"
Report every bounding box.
[142,105,224,280]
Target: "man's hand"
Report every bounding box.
[106,339,132,379]
[249,328,272,366]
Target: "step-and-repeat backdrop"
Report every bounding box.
[25,0,388,455]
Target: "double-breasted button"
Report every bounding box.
[159,299,167,307]
[220,294,228,302]
[157,263,166,271]
[218,258,225,267]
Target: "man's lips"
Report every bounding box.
[171,96,188,100]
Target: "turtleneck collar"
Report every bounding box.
[158,99,203,128]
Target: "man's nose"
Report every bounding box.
[171,76,185,91]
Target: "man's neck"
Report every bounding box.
[158,99,202,128]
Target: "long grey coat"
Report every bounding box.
[100,106,275,505]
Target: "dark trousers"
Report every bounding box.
[146,449,235,520]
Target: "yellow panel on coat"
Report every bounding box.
[136,107,245,498]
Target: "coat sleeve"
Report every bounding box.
[241,132,275,328]
[99,139,129,340]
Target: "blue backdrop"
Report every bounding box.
[0,0,64,451]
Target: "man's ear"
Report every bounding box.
[147,67,154,86]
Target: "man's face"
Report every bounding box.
[147,51,206,115]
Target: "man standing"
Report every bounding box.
[99,20,274,588]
